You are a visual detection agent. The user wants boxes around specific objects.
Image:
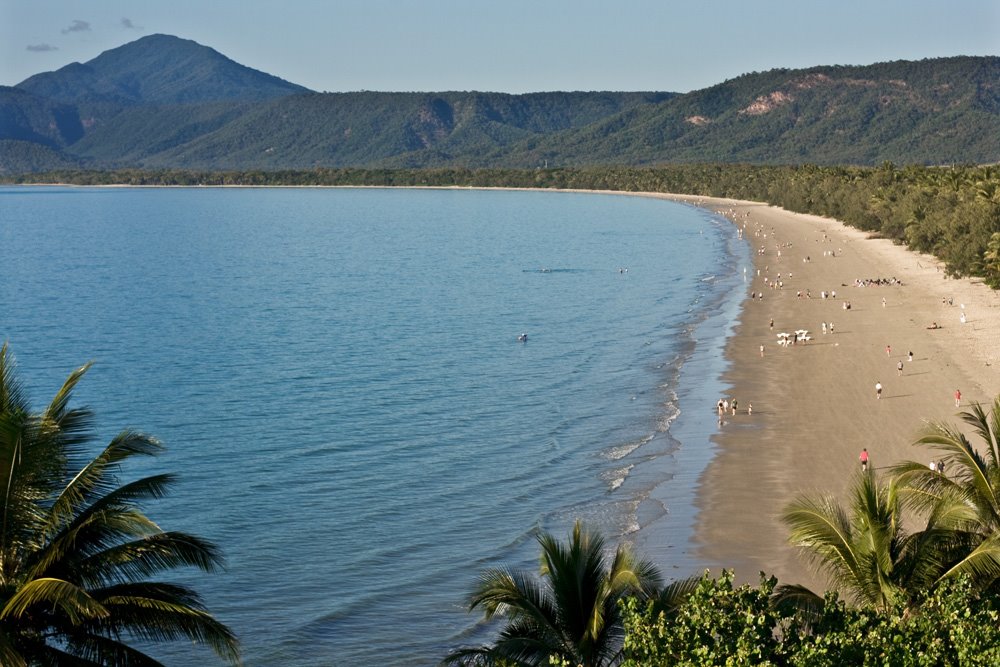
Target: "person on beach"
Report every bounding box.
[875,381,883,399]
[769,318,774,330]
[760,344,765,357]
[886,344,892,357]
[829,322,834,334]
[747,402,752,416]
[908,350,913,362]
[897,360,903,376]
[717,399,724,416]
[955,389,961,407]
[731,399,738,416]
[860,448,869,472]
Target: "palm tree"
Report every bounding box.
[890,396,1000,589]
[442,521,679,667]
[0,344,239,666]
[780,470,947,612]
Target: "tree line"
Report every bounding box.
[7,163,1000,287]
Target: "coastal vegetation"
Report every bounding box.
[0,344,239,666]
[448,399,1000,666]
[442,521,684,667]
[8,162,1000,287]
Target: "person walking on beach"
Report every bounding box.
[897,360,903,376]
[886,344,892,357]
[731,399,738,416]
[908,350,913,362]
[760,344,765,358]
[955,389,961,408]
[860,448,869,472]
[747,402,753,416]
[875,381,882,400]
[769,318,774,330]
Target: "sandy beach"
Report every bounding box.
[654,195,1000,592]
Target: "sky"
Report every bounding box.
[2,0,999,94]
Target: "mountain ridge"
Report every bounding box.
[2,35,998,173]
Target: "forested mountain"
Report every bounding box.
[493,57,1000,167]
[1,34,998,173]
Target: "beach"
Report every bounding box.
[663,195,1000,592]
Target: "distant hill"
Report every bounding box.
[491,57,1000,167]
[15,34,310,105]
[129,91,674,170]
[1,34,998,173]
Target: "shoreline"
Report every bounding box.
[8,183,1000,588]
[668,195,1000,590]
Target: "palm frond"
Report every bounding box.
[959,397,1000,470]
[770,583,824,622]
[50,629,164,667]
[0,577,108,625]
[649,574,700,618]
[0,626,28,667]
[783,493,859,585]
[938,534,1000,585]
[49,432,165,530]
[86,593,240,665]
[75,531,227,586]
[47,471,175,543]
[917,425,996,513]
[0,343,29,416]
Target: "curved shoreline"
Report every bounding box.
[8,183,1000,589]
[666,195,1000,590]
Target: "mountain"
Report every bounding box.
[125,91,674,170]
[15,34,310,105]
[1,34,998,174]
[491,57,1000,167]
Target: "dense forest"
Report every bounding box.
[9,162,1000,287]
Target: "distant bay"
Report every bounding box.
[0,186,746,665]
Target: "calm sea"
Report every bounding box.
[0,186,747,665]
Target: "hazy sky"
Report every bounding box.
[3,0,999,93]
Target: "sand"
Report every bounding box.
[652,195,1000,592]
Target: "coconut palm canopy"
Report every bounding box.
[442,520,695,667]
[0,344,239,666]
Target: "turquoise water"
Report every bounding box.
[0,186,747,665]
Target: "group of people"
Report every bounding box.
[716,397,752,422]
[854,277,902,287]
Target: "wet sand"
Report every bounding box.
[667,195,1000,591]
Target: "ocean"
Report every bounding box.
[0,186,748,665]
